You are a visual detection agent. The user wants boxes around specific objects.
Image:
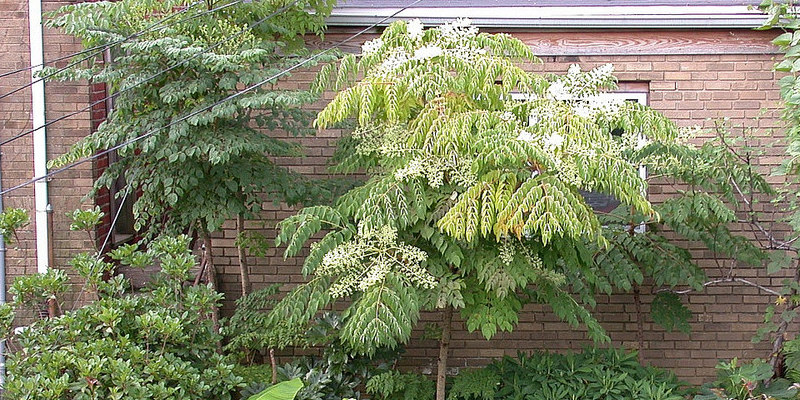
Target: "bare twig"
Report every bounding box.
[655,276,781,297]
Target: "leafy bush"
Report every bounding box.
[226,288,410,400]
[449,347,688,400]
[366,370,435,400]
[223,284,305,363]
[272,313,395,400]
[2,235,243,400]
[695,358,797,400]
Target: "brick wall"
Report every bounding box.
[1,4,792,385]
[210,29,792,384]
[0,0,100,313]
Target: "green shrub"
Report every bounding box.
[695,358,797,400]
[2,235,243,400]
[366,370,435,400]
[449,347,688,400]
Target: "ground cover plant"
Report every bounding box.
[447,347,688,400]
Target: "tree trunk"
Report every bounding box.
[47,298,58,318]
[236,215,250,297]
[436,307,453,400]
[770,258,800,377]
[633,284,645,364]
[201,231,222,351]
[270,348,278,384]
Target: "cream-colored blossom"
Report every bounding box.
[407,19,424,41]
[546,81,572,101]
[361,38,383,55]
[440,17,479,42]
[413,45,443,61]
[545,133,565,149]
[517,130,535,142]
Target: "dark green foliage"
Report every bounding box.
[223,284,303,359]
[235,364,274,397]
[2,236,243,400]
[449,348,688,400]
[46,0,338,237]
[366,370,436,400]
[650,292,692,334]
[695,358,797,400]
[234,311,400,400]
[446,368,499,400]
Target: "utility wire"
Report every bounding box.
[99,187,131,254]
[0,1,205,80]
[0,0,248,98]
[0,0,296,148]
[0,0,423,197]
[0,0,207,95]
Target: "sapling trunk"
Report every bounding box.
[270,348,277,384]
[47,298,58,318]
[770,257,800,376]
[436,306,453,400]
[201,231,222,351]
[236,215,250,296]
[633,284,645,364]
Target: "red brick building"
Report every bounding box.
[0,0,790,384]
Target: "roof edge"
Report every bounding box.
[327,5,769,29]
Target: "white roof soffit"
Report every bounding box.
[326,6,766,29]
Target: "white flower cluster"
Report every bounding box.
[361,38,383,55]
[394,157,426,182]
[616,131,650,152]
[407,19,424,41]
[413,45,443,61]
[394,154,476,188]
[318,226,435,298]
[547,63,616,101]
[376,47,409,75]
[546,81,573,102]
[573,94,624,119]
[556,160,583,187]
[443,46,486,63]
[439,18,479,43]
[498,239,516,265]
[516,128,564,151]
[544,133,565,150]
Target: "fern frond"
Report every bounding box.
[496,175,602,245]
[340,274,420,356]
[275,205,346,258]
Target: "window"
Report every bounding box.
[96,49,137,247]
[513,86,649,232]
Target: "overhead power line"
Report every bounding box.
[0,0,208,94]
[0,0,297,148]
[0,0,424,197]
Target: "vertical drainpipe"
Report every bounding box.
[29,0,50,275]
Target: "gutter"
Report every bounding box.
[327,5,767,29]
[29,0,50,274]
